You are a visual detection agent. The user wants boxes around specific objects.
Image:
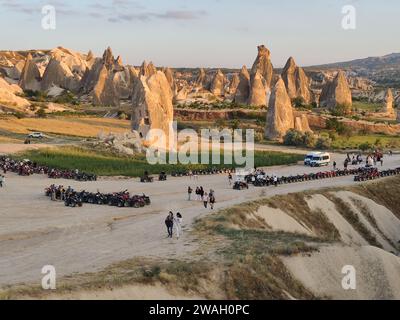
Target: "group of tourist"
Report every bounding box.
[165,211,183,239]
[187,186,216,209]
[343,151,384,169]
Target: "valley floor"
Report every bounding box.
[0,151,399,299]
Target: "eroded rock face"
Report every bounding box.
[41,55,80,92]
[234,66,250,104]
[248,71,267,106]
[80,47,126,106]
[195,68,207,89]
[265,77,294,140]
[0,77,30,110]
[319,71,352,113]
[251,45,274,89]
[175,86,189,102]
[163,67,177,95]
[140,61,157,77]
[92,65,120,106]
[228,73,240,95]
[19,53,41,91]
[281,57,311,104]
[383,88,394,115]
[294,114,312,133]
[131,71,174,141]
[210,69,226,96]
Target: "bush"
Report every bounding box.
[13,111,25,119]
[53,91,79,105]
[315,135,332,149]
[35,108,47,118]
[330,104,351,117]
[283,129,304,146]
[359,142,373,152]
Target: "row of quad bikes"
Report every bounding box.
[45,187,151,208]
[233,167,400,190]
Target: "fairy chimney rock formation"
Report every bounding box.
[19,53,41,91]
[131,71,174,142]
[234,66,250,104]
[251,45,274,89]
[248,71,267,106]
[281,57,311,104]
[140,61,157,78]
[210,69,226,96]
[228,73,240,95]
[294,114,312,133]
[195,68,207,89]
[319,71,352,113]
[383,88,394,115]
[265,77,295,141]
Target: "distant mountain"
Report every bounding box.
[306,53,400,88]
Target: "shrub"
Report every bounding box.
[315,135,332,149]
[13,111,25,119]
[359,142,372,152]
[35,108,47,118]
[283,129,304,146]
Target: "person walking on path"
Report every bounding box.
[199,186,204,201]
[228,173,233,186]
[187,186,192,201]
[208,192,215,210]
[333,161,337,170]
[174,213,183,239]
[0,175,4,188]
[203,192,208,208]
[165,212,174,238]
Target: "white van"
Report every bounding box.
[304,152,322,166]
[309,152,331,167]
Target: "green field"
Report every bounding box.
[330,133,400,150]
[17,147,304,177]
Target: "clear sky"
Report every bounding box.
[0,0,399,68]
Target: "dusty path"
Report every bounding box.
[0,151,399,288]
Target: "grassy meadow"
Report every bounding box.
[17,146,304,177]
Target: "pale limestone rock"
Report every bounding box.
[319,71,352,113]
[19,53,41,91]
[265,77,295,141]
[281,57,311,104]
[131,71,174,141]
[248,71,268,106]
[210,69,226,96]
[251,45,274,89]
[234,66,250,104]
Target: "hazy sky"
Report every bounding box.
[0,0,399,68]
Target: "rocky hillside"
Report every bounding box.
[307,53,400,88]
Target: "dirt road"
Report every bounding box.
[0,152,399,288]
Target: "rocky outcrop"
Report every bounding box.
[281,57,311,104]
[234,66,250,104]
[131,71,174,141]
[319,71,352,113]
[195,68,207,89]
[265,77,294,140]
[250,45,274,89]
[163,67,177,95]
[92,65,120,106]
[140,61,157,78]
[80,47,127,106]
[228,73,240,95]
[294,114,312,133]
[41,55,80,92]
[0,77,30,110]
[248,71,267,106]
[18,54,41,91]
[210,69,226,96]
[5,60,25,80]
[383,88,394,115]
[175,86,189,102]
